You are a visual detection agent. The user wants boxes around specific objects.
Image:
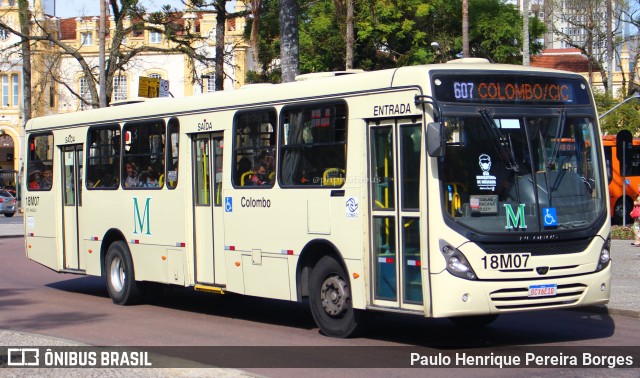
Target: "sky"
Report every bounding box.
[51,0,187,18]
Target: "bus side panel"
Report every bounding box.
[26,236,59,270]
[242,254,290,300]
[24,183,60,271]
[84,239,102,276]
[82,188,188,284]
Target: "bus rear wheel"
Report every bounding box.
[105,241,142,305]
[309,256,360,338]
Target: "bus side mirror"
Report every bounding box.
[426,122,445,157]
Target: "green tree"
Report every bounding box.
[467,0,544,64]
[244,0,281,83]
[248,0,545,78]
[595,91,640,136]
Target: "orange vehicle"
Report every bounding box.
[602,135,640,224]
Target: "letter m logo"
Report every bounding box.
[504,204,527,230]
[133,197,152,235]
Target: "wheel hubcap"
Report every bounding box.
[109,256,125,293]
[320,275,349,316]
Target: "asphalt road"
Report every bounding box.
[1,235,640,377]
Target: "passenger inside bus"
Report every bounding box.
[124,161,139,188]
[28,170,41,190]
[40,167,53,190]
[250,162,271,186]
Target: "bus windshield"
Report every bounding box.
[440,112,606,234]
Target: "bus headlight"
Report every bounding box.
[595,236,611,272]
[441,245,477,280]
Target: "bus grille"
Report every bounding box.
[489,284,587,310]
[478,238,592,256]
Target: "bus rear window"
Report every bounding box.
[27,133,54,191]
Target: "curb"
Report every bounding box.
[0,234,22,239]
[570,304,640,319]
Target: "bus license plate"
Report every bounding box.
[528,284,557,297]
[481,253,530,270]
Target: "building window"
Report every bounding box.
[148,73,162,79]
[149,31,161,44]
[113,75,127,101]
[81,32,93,46]
[2,76,8,107]
[203,74,215,93]
[0,27,9,41]
[79,76,91,110]
[12,74,18,107]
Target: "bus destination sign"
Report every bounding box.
[432,74,591,105]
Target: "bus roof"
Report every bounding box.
[27,62,587,131]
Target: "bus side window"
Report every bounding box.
[232,109,277,188]
[121,120,166,189]
[27,133,54,191]
[87,125,120,190]
[280,102,347,187]
[166,118,179,189]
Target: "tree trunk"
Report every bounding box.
[346,0,354,69]
[99,0,107,107]
[18,0,31,125]
[215,1,227,91]
[462,0,469,58]
[606,0,613,97]
[522,0,530,66]
[250,0,261,64]
[280,0,299,82]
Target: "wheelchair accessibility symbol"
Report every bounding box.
[543,207,557,227]
[225,197,233,212]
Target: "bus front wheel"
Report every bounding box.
[105,241,142,305]
[309,256,360,338]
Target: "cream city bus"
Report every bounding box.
[24,59,611,337]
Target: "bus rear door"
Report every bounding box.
[192,133,225,286]
[61,144,84,271]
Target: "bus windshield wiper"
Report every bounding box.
[478,109,520,173]
[547,109,567,170]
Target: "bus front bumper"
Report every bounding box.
[429,265,611,318]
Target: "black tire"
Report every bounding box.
[105,241,142,305]
[613,196,633,225]
[4,213,14,217]
[309,255,360,338]
[448,314,499,328]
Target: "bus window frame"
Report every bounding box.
[231,108,278,189]
[86,124,121,191]
[278,100,348,189]
[121,119,166,190]
[26,132,54,192]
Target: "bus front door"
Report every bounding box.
[61,145,84,271]
[368,119,424,310]
[192,133,225,286]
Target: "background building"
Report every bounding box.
[0,0,248,186]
